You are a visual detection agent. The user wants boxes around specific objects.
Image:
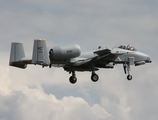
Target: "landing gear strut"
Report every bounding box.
[90,65,99,82]
[123,63,133,81]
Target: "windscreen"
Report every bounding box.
[118,45,137,51]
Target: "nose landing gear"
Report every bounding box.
[123,63,133,81]
[127,75,132,80]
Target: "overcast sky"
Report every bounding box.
[0,0,158,120]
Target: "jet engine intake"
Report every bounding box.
[49,45,81,60]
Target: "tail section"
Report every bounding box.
[9,42,27,69]
[32,39,50,67]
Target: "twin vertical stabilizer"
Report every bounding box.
[9,42,27,68]
[9,39,50,68]
[32,39,50,67]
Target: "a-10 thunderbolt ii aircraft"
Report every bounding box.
[9,39,151,84]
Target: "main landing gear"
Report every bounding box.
[123,63,132,81]
[69,71,77,84]
[69,71,99,84]
[91,72,99,82]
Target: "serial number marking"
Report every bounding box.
[67,50,72,53]
[38,47,42,50]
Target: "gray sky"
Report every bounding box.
[0,0,158,120]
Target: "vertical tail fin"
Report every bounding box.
[9,42,27,69]
[32,39,50,67]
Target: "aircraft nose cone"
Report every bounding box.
[137,52,151,63]
[146,56,152,63]
[143,53,152,63]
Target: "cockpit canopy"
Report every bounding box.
[118,45,137,51]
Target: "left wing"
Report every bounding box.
[72,56,98,66]
[72,48,125,66]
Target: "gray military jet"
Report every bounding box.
[9,39,151,84]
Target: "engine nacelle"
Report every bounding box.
[49,45,81,60]
[135,61,146,66]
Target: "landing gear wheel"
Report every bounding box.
[91,74,99,82]
[127,75,132,81]
[69,76,77,84]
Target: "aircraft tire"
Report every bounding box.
[69,76,77,84]
[91,74,99,82]
[127,75,132,81]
